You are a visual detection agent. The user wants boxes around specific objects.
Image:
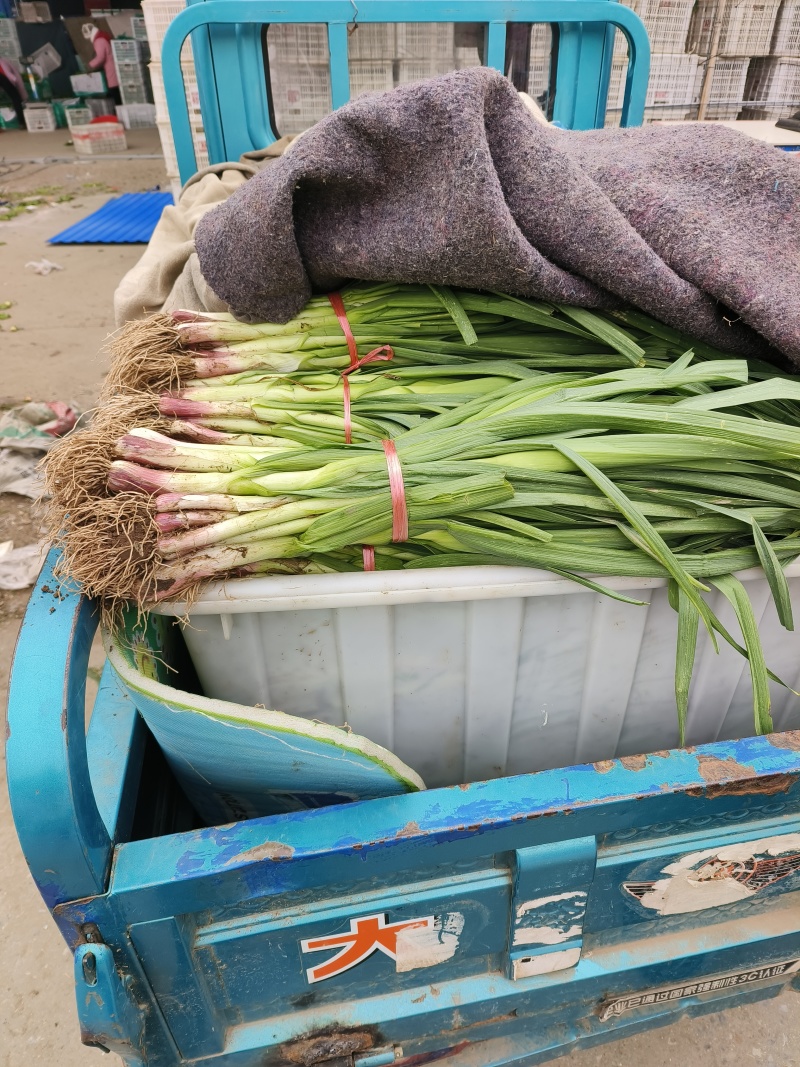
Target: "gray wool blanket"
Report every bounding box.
[195,67,800,365]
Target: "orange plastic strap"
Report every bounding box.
[328,294,400,567]
[328,292,394,445]
[341,344,394,444]
[328,291,358,367]
[382,439,409,542]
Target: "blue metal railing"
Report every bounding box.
[160,0,651,182]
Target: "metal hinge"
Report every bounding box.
[75,942,145,1062]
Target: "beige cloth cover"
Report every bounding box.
[113,141,295,325]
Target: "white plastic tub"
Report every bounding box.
[155,564,800,789]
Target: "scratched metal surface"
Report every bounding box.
[7,551,800,1065]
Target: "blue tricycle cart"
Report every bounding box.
[7,4,800,1065]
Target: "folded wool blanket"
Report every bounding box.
[195,66,800,365]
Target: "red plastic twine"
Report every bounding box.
[328,293,401,569]
[328,292,394,445]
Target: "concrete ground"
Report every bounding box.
[0,125,798,1067]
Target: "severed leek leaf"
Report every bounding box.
[662,349,695,377]
[668,579,699,746]
[692,499,793,631]
[554,443,720,651]
[427,285,479,346]
[710,575,773,735]
[676,379,800,412]
[558,306,646,366]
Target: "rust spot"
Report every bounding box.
[457,783,470,791]
[768,731,800,752]
[620,754,648,771]
[411,994,426,1004]
[352,843,363,850]
[395,821,421,839]
[466,824,481,832]
[697,754,757,785]
[651,750,672,760]
[227,840,294,864]
[688,772,794,798]
[594,760,615,774]
[283,1030,375,1066]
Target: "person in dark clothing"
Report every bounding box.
[0,67,25,127]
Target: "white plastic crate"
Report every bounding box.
[112,39,141,65]
[23,103,56,132]
[645,103,695,120]
[771,0,800,54]
[267,23,329,64]
[157,118,179,175]
[119,80,150,106]
[744,56,800,116]
[455,46,482,68]
[87,96,116,118]
[640,0,695,51]
[695,57,749,117]
[156,117,208,176]
[70,72,106,95]
[0,34,19,61]
[396,59,454,85]
[116,58,147,81]
[116,102,157,128]
[347,23,397,60]
[65,105,91,129]
[529,22,553,59]
[396,22,455,59]
[269,61,332,134]
[608,52,699,112]
[141,0,193,62]
[149,59,201,123]
[29,41,60,77]
[689,0,782,55]
[527,56,552,98]
[156,563,800,789]
[72,121,128,155]
[351,59,395,94]
[0,17,20,43]
[132,15,148,42]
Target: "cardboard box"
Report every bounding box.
[19,2,52,23]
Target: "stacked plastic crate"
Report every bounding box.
[0,18,21,126]
[140,0,208,190]
[111,38,152,106]
[266,22,461,136]
[396,22,455,83]
[742,0,800,117]
[0,17,21,61]
[524,24,553,102]
[689,0,781,117]
[607,0,697,123]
